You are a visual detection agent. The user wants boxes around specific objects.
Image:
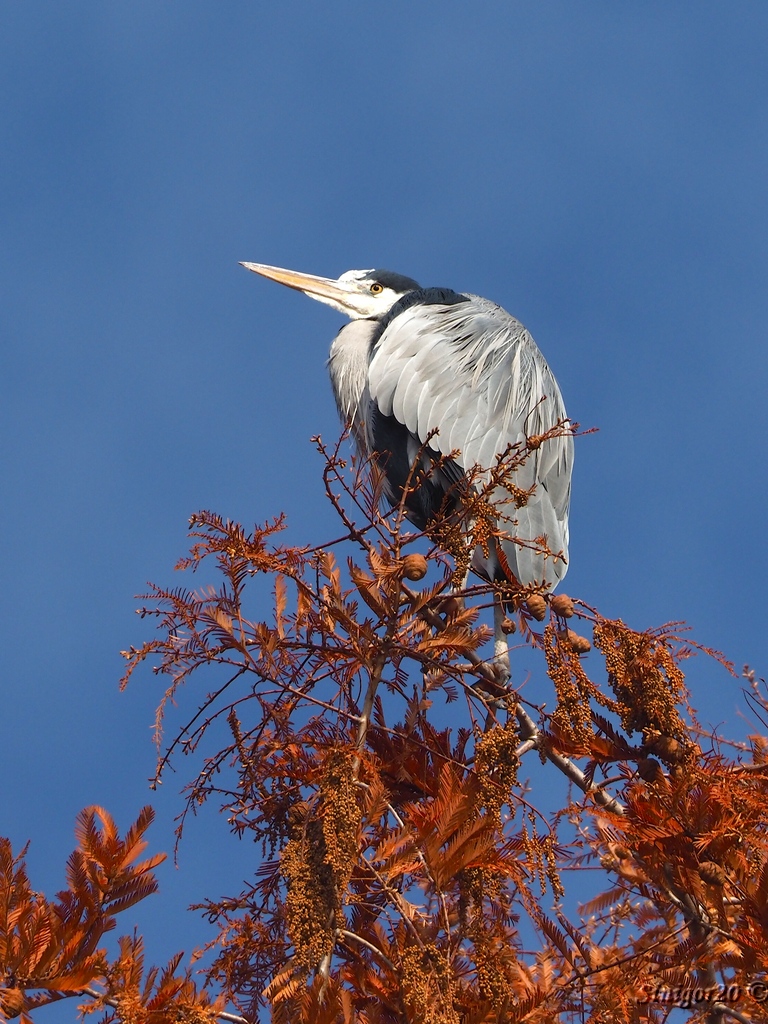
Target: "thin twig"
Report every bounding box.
[711,1002,755,1024]
[514,705,626,815]
[339,929,396,971]
[79,988,249,1024]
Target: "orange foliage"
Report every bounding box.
[0,808,168,1022]
[4,437,768,1024]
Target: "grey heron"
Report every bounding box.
[241,262,573,674]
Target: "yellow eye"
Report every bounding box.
[370,282,384,294]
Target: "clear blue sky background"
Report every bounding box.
[2,2,767,1014]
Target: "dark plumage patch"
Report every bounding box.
[368,406,463,530]
[373,287,470,338]
[361,269,422,293]
[364,285,473,529]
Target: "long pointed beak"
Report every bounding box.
[240,261,369,316]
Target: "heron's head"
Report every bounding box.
[240,262,421,320]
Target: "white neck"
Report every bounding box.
[327,320,378,444]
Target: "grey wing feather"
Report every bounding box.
[367,295,573,587]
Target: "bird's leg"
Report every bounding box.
[493,593,511,683]
[457,527,510,684]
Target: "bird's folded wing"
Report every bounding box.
[367,296,573,521]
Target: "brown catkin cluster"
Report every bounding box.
[542,624,594,752]
[468,502,496,561]
[280,825,336,972]
[469,930,521,1010]
[522,813,564,899]
[593,620,687,738]
[400,944,460,1024]
[521,824,545,896]
[170,1002,218,1024]
[543,832,565,901]
[321,749,361,893]
[472,934,509,1008]
[431,516,473,587]
[474,722,519,822]
[435,491,498,586]
[109,993,145,1024]
[458,866,503,932]
[501,480,531,508]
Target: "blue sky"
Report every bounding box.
[2,2,767,1011]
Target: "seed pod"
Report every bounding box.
[558,629,591,654]
[698,861,726,887]
[525,595,548,620]
[402,554,428,581]
[0,989,25,1018]
[550,593,575,618]
[648,735,683,763]
[636,757,662,782]
[500,616,517,634]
